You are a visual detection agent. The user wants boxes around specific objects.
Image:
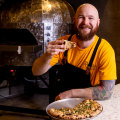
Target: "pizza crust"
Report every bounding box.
[47,108,64,118]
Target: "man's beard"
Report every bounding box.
[75,24,99,41]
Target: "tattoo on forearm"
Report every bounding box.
[92,80,115,100]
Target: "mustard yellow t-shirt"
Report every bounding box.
[50,34,117,86]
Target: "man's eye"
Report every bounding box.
[89,17,93,20]
[78,16,83,19]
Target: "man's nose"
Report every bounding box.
[82,18,89,24]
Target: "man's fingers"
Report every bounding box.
[47,48,65,53]
[46,40,65,57]
[46,48,64,56]
[55,95,61,101]
[48,40,65,45]
[47,44,65,49]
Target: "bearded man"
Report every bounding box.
[32,3,117,102]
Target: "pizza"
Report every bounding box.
[47,99,103,120]
[63,40,76,50]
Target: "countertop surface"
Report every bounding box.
[93,83,120,120]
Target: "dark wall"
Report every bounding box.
[65,0,108,18]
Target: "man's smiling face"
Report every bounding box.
[74,4,100,41]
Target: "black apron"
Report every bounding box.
[49,35,101,102]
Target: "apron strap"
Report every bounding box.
[63,35,101,72]
[86,37,101,74]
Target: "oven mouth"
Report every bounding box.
[0,28,38,46]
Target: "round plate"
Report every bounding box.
[46,98,103,120]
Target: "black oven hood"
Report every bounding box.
[0,28,37,45]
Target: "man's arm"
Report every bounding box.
[32,53,52,76]
[55,80,116,101]
[92,80,115,100]
[32,40,65,76]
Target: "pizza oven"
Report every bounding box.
[0,0,75,52]
[0,0,75,115]
[0,0,75,93]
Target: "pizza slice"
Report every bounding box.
[63,40,76,50]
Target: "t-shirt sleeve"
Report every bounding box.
[99,41,117,80]
[50,54,60,66]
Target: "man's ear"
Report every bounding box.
[98,18,100,26]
